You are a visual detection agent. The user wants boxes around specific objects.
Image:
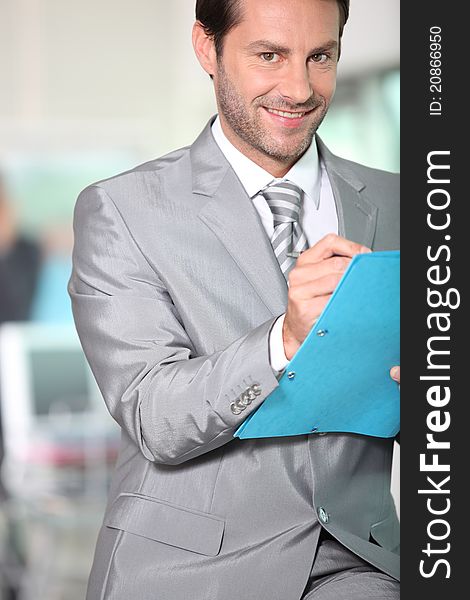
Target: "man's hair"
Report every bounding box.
[195,0,350,57]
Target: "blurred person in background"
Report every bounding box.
[0,174,41,325]
[69,1,400,599]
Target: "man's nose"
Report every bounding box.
[278,61,313,105]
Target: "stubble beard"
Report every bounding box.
[215,61,329,165]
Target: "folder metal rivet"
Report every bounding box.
[316,329,328,337]
[287,371,296,380]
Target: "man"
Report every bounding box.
[68,0,400,598]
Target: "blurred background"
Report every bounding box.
[0,1,399,598]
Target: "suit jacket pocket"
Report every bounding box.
[104,492,225,556]
[370,513,400,553]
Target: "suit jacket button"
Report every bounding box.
[230,402,243,415]
[246,389,257,401]
[318,507,330,524]
[235,397,247,410]
[238,392,251,407]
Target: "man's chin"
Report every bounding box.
[261,135,313,163]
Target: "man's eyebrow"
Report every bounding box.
[244,39,338,55]
[245,40,291,54]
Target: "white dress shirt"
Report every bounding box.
[211,116,338,374]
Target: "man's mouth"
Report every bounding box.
[264,107,313,119]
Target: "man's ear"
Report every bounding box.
[192,21,217,77]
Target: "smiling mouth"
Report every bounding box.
[264,107,313,119]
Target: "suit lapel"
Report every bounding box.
[192,121,288,318]
[317,137,378,248]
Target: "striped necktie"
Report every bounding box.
[262,180,309,280]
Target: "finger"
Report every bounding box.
[390,366,400,382]
[289,273,342,301]
[297,233,371,264]
[289,256,351,285]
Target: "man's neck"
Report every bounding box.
[218,117,302,179]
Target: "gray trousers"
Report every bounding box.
[301,533,399,599]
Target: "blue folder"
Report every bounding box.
[234,251,400,440]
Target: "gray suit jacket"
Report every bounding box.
[68,118,400,600]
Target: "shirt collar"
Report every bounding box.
[211,115,321,208]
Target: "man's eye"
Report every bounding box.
[310,53,328,63]
[260,52,279,62]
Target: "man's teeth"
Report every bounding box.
[266,108,307,119]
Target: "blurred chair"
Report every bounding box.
[0,322,120,600]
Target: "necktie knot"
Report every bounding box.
[261,180,308,280]
[261,180,303,227]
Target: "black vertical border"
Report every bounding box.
[401,2,465,597]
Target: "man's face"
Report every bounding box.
[212,0,339,171]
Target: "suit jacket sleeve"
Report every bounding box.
[68,185,281,465]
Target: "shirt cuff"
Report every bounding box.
[269,313,289,374]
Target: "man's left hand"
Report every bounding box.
[390,366,400,384]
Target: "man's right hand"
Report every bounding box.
[282,234,372,360]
